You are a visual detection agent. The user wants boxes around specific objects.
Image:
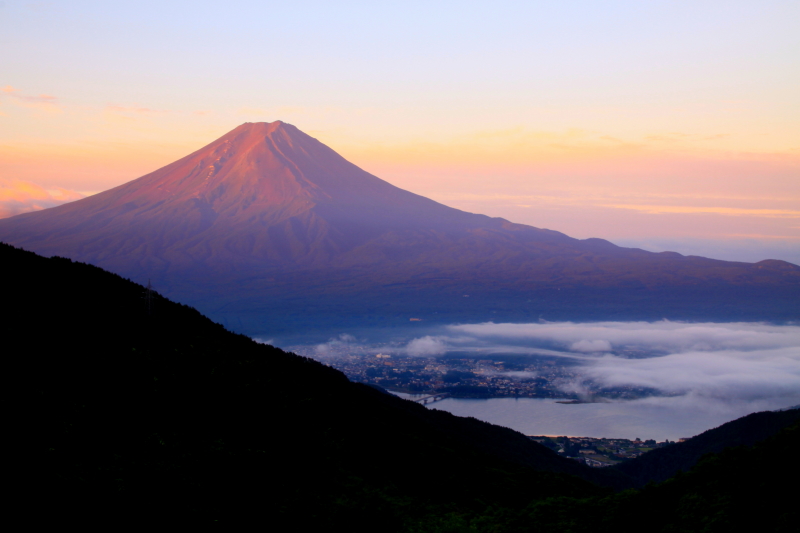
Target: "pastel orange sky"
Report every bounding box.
[1,1,798,263]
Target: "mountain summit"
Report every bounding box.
[0,121,555,270]
[90,120,458,218]
[1,121,798,332]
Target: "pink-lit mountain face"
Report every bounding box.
[0,122,558,269]
[1,121,797,332]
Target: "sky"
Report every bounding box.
[1,0,798,263]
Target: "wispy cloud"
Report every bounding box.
[314,333,358,357]
[0,178,83,218]
[1,85,60,110]
[600,204,800,218]
[581,347,800,401]
[644,132,731,143]
[105,104,173,115]
[406,321,800,404]
[446,321,800,354]
[406,335,448,356]
[287,321,799,439]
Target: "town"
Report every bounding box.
[293,345,659,401]
[290,347,677,466]
[529,435,675,467]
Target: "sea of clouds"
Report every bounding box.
[305,321,800,411]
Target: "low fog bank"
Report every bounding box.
[447,321,800,406]
[285,321,800,414]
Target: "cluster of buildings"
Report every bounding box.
[306,350,654,401]
[293,346,676,466]
[320,352,574,397]
[529,435,674,467]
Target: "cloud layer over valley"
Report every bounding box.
[304,321,800,412]
[442,321,800,405]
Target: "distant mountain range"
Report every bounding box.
[1,121,797,333]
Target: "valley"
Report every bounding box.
[3,121,798,530]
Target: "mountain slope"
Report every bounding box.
[1,122,798,333]
[611,407,800,486]
[0,122,533,271]
[8,243,616,526]
[515,420,800,533]
[10,243,798,529]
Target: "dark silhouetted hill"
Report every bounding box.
[7,243,614,527]
[515,420,799,533]
[611,407,800,486]
[10,243,798,529]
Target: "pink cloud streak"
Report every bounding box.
[0,179,83,219]
[1,85,59,107]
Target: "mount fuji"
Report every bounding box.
[1,121,797,334]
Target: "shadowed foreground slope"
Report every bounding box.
[611,408,800,487]
[8,243,609,526]
[10,243,798,530]
[507,420,799,533]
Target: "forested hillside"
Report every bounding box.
[611,408,800,486]
[511,421,799,533]
[8,241,797,529]
[7,242,606,527]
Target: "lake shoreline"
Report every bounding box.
[390,391,800,442]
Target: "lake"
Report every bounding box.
[391,393,799,441]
